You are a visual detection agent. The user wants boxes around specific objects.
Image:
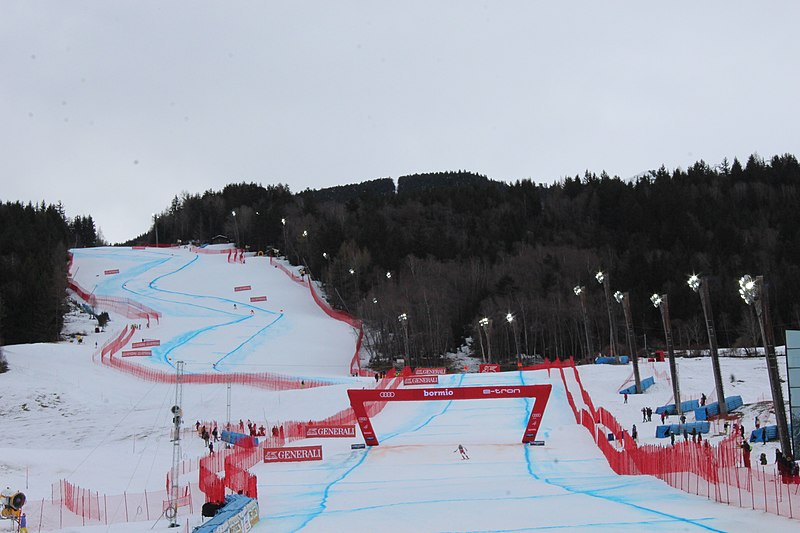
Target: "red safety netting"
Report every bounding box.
[69,279,161,325]
[269,256,372,377]
[34,479,201,531]
[557,359,800,520]
[197,375,403,502]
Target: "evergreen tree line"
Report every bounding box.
[127,155,800,369]
[0,201,101,348]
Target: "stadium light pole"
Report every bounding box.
[614,291,642,394]
[739,275,791,456]
[280,218,287,257]
[479,316,493,364]
[595,271,618,358]
[651,293,682,414]
[506,312,520,364]
[398,312,411,368]
[688,274,727,415]
[231,210,240,248]
[573,285,593,362]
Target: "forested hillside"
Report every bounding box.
[125,155,800,369]
[0,202,102,347]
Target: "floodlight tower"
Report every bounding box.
[231,210,240,248]
[280,218,287,257]
[651,293,682,414]
[595,271,618,358]
[614,291,642,393]
[573,286,593,362]
[479,316,493,363]
[398,313,410,367]
[739,275,791,457]
[506,312,521,364]
[688,274,727,415]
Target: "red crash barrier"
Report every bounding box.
[556,358,800,520]
[69,279,161,324]
[268,256,371,377]
[197,376,404,503]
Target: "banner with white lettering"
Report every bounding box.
[305,425,356,438]
[414,367,447,375]
[263,445,323,463]
[479,364,501,373]
[404,375,439,386]
[348,384,552,446]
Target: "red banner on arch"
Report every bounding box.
[347,384,551,446]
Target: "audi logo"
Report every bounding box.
[379,392,395,398]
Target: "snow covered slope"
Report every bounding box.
[1,246,797,531]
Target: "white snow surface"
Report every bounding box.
[1,246,797,532]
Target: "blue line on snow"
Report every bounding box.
[157,315,253,369]
[212,314,285,369]
[519,372,724,532]
[292,375,467,530]
[106,251,285,368]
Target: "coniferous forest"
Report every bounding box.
[3,153,800,370]
[0,202,101,347]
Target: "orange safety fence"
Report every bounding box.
[557,358,800,520]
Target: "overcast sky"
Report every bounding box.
[2,1,799,243]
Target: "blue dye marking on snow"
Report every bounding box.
[106,253,285,366]
[212,314,285,369]
[518,374,724,532]
[141,255,246,317]
[293,374,468,529]
[290,449,372,530]
[157,315,253,369]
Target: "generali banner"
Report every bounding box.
[414,367,446,375]
[404,375,439,386]
[479,364,501,373]
[264,445,323,463]
[121,350,151,357]
[305,425,356,438]
[131,339,160,348]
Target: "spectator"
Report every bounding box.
[646,407,652,422]
[762,427,767,445]
[642,408,647,423]
[742,439,752,468]
[623,393,628,404]
[760,453,768,466]
[631,424,638,441]
[700,393,706,406]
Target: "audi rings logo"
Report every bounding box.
[379,391,396,398]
